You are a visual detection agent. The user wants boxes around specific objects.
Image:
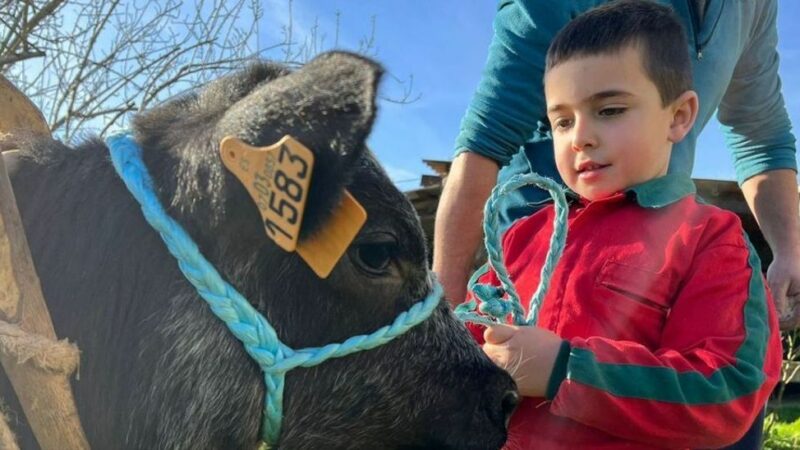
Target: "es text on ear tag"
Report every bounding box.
[220,135,314,252]
[220,135,368,279]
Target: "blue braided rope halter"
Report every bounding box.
[455,173,570,327]
[106,133,442,447]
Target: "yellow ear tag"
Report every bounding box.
[220,136,367,278]
[296,190,366,278]
[221,135,314,252]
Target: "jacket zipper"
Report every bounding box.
[686,0,724,61]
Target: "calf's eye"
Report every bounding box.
[354,241,397,275]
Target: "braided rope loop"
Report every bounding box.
[106,133,441,446]
[455,173,569,327]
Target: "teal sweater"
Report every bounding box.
[455,0,796,225]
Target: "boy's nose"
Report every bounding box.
[571,118,597,151]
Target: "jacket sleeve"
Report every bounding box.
[548,233,782,448]
[453,0,572,165]
[718,0,797,184]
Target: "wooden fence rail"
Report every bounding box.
[0,74,89,449]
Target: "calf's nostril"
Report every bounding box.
[501,390,519,426]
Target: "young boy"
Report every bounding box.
[464,1,782,449]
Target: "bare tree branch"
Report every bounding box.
[0,50,45,66]
[0,0,67,69]
[2,0,421,141]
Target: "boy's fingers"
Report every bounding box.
[484,324,516,344]
[482,343,510,368]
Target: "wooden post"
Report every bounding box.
[0,75,90,449]
[0,76,49,137]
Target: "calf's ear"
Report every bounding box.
[217,51,383,238]
[133,62,289,149]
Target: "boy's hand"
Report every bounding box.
[482,324,564,397]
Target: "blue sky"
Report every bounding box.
[264,0,800,189]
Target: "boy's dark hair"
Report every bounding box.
[545,0,692,105]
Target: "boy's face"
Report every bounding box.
[544,45,677,200]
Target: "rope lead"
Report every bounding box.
[455,173,570,327]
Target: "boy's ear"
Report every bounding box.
[667,90,699,144]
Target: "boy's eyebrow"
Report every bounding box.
[547,90,634,113]
[589,90,634,101]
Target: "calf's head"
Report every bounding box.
[132,52,517,449]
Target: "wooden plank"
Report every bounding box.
[0,408,19,450]
[0,152,89,450]
[422,159,452,178]
[0,76,49,137]
[0,74,89,449]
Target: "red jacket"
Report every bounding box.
[467,174,781,449]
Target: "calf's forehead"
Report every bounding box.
[346,154,426,251]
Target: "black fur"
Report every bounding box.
[1,52,515,449]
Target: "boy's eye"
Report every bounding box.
[599,107,626,117]
[553,118,573,130]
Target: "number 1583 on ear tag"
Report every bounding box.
[220,136,314,252]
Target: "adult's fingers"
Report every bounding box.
[780,292,800,331]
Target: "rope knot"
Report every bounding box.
[465,283,509,320]
[471,283,505,304]
[478,298,514,319]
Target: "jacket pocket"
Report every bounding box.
[589,260,674,345]
[596,260,673,313]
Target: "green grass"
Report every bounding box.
[764,403,800,450]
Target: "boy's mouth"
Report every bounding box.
[576,161,611,174]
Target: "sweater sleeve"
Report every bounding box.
[549,233,782,448]
[453,0,572,165]
[718,0,797,184]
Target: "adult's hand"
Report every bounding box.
[741,169,800,331]
[433,152,498,307]
[767,253,800,330]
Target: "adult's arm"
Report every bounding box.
[434,152,498,307]
[718,0,799,329]
[741,170,800,329]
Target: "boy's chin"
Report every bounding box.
[584,193,615,201]
[570,186,618,201]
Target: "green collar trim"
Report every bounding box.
[561,174,695,208]
[624,173,696,208]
